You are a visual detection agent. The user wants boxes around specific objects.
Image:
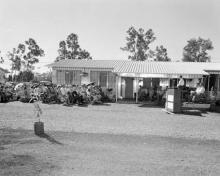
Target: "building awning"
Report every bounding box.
[114,61,209,78]
[204,70,220,74]
[118,73,205,79]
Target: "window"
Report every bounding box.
[72,70,81,85]
[65,71,73,84]
[90,71,113,87]
[57,70,63,84]
[108,72,115,88]
[90,71,100,85]
[100,71,107,87]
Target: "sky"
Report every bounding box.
[0,0,220,72]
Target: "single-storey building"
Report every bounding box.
[49,60,220,101]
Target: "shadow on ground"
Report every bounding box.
[36,133,63,145]
[62,103,112,107]
[181,110,206,116]
[92,103,111,106]
[138,103,163,109]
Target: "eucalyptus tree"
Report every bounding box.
[182,37,213,62]
[56,33,92,62]
[121,26,156,61]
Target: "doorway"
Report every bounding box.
[124,77,133,99]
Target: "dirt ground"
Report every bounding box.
[1,102,220,140]
[1,102,220,175]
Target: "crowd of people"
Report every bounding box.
[0,81,115,105]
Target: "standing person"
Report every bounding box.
[177,75,185,101]
[177,75,184,89]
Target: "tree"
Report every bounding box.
[182,37,213,62]
[8,38,44,72]
[23,38,45,70]
[121,26,156,61]
[66,33,80,59]
[150,45,171,61]
[56,33,92,61]
[7,47,22,75]
[56,40,68,61]
[7,38,44,81]
[78,49,92,60]
[0,51,4,64]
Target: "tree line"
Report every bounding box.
[0,27,214,81]
[121,26,213,62]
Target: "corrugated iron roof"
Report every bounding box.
[49,60,220,76]
[49,59,120,69]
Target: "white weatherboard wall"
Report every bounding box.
[56,70,65,84]
[52,68,117,92]
[52,70,57,84]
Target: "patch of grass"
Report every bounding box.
[0,154,34,169]
[0,128,39,147]
[19,139,42,145]
[0,139,20,146]
[0,128,59,176]
[0,154,58,176]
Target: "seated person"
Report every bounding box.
[209,87,217,101]
[190,83,205,102]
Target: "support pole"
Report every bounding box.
[106,71,109,88]
[136,77,138,104]
[217,74,219,92]
[115,75,118,102]
[207,75,210,92]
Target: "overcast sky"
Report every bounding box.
[0,0,219,70]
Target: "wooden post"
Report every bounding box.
[34,121,44,136]
[34,102,44,136]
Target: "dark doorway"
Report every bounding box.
[204,74,217,91]
[124,77,133,99]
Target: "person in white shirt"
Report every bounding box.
[190,83,205,102]
[195,84,205,95]
[177,75,184,88]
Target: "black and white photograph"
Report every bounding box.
[0,0,220,175]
